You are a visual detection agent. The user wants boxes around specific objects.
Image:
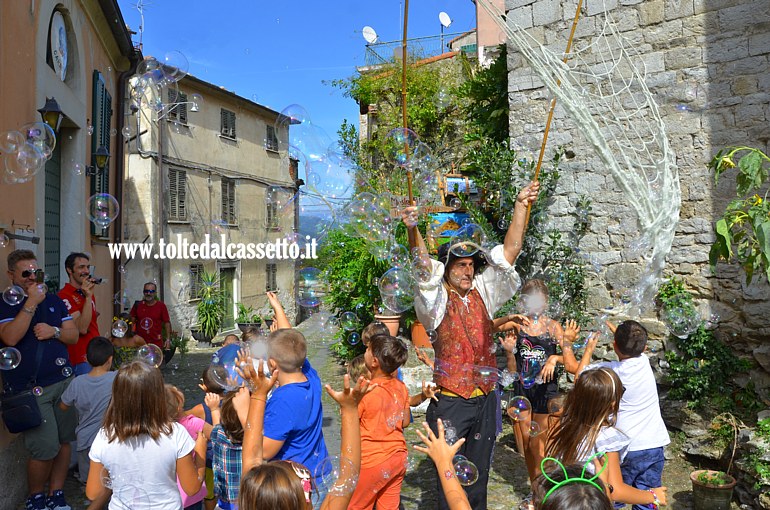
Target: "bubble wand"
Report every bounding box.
[524,0,584,232]
[401,0,419,249]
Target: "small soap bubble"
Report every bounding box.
[347,332,361,346]
[32,386,43,396]
[112,320,128,337]
[55,357,67,367]
[454,457,479,486]
[69,161,85,176]
[426,329,438,343]
[528,421,541,437]
[314,455,358,497]
[449,197,462,210]
[121,126,132,138]
[87,124,94,136]
[507,396,532,422]
[135,344,163,368]
[62,366,73,377]
[2,285,26,306]
[0,347,22,370]
[88,193,120,229]
[340,312,358,331]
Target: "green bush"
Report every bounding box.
[658,278,752,413]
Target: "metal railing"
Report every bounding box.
[364,32,471,67]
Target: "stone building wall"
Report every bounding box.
[505,0,770,391]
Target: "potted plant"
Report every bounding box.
[690,413,739,510]
[236,303,261,333]
[191,269,224,346]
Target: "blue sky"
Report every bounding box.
[117,0,477,140]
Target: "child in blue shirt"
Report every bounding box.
[262,328,330,505]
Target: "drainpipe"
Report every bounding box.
[158,104,166,303]
[113,49,141,317]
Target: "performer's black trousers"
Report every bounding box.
[426,391,498,510]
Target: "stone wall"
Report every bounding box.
[506,0,770,394]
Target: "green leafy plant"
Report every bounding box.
[695,413,740,487]
[235,303,261,324]
[658,278,752,412]
[696,470,733,487]
[708,147,770,283]
[169,331,191,358]
[195,270,225,339]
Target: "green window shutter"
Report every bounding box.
[91,70,113,237]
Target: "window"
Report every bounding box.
[266,263,278,292]
[168,169,187,221]
[221,177,236,225]
[90,70,113,237]
[266,200,279,229]
[265,125,279,152]
[189,264,203,299]
[168,89,188,124]
[220,108,236,139]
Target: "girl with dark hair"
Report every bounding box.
[545,368,667,507]
[85,361,207,509]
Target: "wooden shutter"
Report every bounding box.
[220,109,236,138]
[91,70,113,237]
[169,169,187,221]
[221,178,236,225]
[189,264,203,299]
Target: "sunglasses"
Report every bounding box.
[21,269,42,278]
[143,289,156,294]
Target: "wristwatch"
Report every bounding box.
[53,326,61,340]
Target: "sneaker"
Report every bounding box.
[25,493,47,510]
[45,490,72,510]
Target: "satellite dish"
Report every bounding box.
[439,12,452,28]
[362,26,378,44]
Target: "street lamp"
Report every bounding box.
[37,97,65,133]
[85,145,110,176]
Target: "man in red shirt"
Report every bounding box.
[130,281,171,349]
[58,252,100,376]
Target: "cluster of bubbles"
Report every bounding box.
[0,122,56,184]
[129,53,195,117]
[661,305,701,339]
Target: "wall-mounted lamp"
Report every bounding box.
[85,145,110,176]
[37,97,65,133]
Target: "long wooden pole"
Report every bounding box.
[401,0,414,206]
[524,0,584,229]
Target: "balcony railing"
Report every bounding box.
[363,32,473,67]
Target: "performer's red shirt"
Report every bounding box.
[130,300,170,348]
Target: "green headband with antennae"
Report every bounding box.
[540,452,608,504]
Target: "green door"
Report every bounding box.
[220,267,235,330]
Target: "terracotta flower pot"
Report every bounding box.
[690,470,736,510]
[374,314,400,336]
[410,320,433,349]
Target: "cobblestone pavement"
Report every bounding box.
[47,314,734,509]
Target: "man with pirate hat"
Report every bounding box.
[402,181,539,509]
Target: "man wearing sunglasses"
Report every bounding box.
[129,282,171,350]
[0,250,79,510]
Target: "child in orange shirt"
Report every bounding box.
[348,334,410,510]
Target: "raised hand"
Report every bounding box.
[414,418,466,466]
[324,374,375,410]
[516,181,540,207]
